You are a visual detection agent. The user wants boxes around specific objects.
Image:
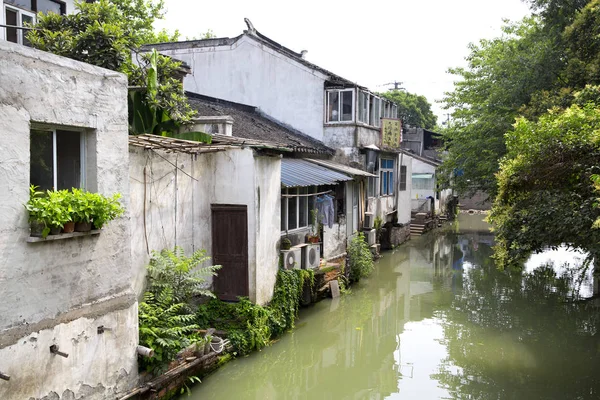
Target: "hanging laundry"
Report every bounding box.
[316,194,335,228]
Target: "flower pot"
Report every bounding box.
[49,226,62,235]
[63,221,75,233]
[75,221,92,232]
[30,221,44,237]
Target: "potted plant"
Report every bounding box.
[307,208,320,243]
[90,192,124,229]
[25,186,72,238]
[281,236,292,250]
[71,188,94,232]
[25,185,47,237]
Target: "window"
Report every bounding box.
[3,0,65,45]
[358,91,369,124]
[399,165,407,191]
[412,174,435,190]
[326,89,354,123]
[281,186,317,232]
[391,104,398,119]
[30,129,85,191]
[369,97,381,127]
[367,176,378,197]
[380,158,394,196]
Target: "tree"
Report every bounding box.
[439,17,564,196]
[27,0,195,127]
[380,90,437,130]
[488,100,600,269]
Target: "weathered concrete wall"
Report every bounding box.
[323,220,347,260]
[397,154,413,225]
[129,147,280,305]
[153,36,328,141]
[0,41,136,399]
[253,155,281,305]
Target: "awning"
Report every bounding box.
[412,173,434,179]
[306,159,377,178]
[281,159,353,188]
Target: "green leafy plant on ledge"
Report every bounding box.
[25,185,125,238]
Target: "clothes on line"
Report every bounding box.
[316,194,335,229]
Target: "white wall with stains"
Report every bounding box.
[129,146,281,306]
[0,41,137,400]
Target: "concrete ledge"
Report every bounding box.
[26,230,101,243]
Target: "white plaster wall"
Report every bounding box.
[129,147,281,305]
[155,36,328,141]
[0,41,136,399]
[397,154,413,225]
[253,156,281,305]
[0,305,138,400]
[323,220,347,260]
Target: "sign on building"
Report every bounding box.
[381,118,402,149]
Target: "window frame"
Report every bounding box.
[30,128,87,191]
[399,165,407,191]
[325,88,355,124]
[357,90,369,124]
[281,186,318,233]
[3,4,35,45]
[379,158,395,197]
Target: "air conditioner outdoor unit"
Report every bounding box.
[364,212,375,229]
[281,247,302,270]
[301,243,320,270]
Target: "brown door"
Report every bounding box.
[211,204,249,301]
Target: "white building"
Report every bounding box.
[144,19,414,238]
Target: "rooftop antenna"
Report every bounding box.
[379,81,405,91]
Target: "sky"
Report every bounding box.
[155,0,532,122]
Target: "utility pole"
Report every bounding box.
[381,81,405,91]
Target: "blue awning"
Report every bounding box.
[281,159,353,188]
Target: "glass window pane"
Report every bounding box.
[4,0,33,10]
[30,130,54,191]
[382,172,388,195]
[341,91,353,121]
[21,13,33,46]
[299,187,308,227]
[5,8,18,43]
[281,193,287,231]
[388,172,394,194]
[288,189,297,230]
[37,0,62,14]
[56,130,81,190]
[328,91,339,122]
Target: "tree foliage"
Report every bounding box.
[27,0,196,126]
[488,100,600,268]
[380,90,437,130]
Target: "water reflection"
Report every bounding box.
[188,215,600,400]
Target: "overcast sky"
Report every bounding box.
[155,0,531,122]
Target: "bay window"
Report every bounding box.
[326,89,354,123]
[358,91,369,124]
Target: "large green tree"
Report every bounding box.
[440,17,564,196]
[488,98,600,268]
[380,90,437,130]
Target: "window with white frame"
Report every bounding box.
[369,97,381,127]
[326,89,354,123]
[30,129,86,191]
[281,186,317,232]
[367,176,378,197]
[3,0,65,45]
[412,175,435,190]
[380,158,394,196]
[358,91,369,124]
[391,104,398,119]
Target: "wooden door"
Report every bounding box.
[211,204,249,301]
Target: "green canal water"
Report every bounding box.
[188,214,600,399]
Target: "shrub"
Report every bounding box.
[348,232,374,282]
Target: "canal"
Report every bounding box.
[188,214,600,399]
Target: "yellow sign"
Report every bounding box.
[381,118,402,149]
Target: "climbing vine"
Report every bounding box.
[196,269,313,356]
